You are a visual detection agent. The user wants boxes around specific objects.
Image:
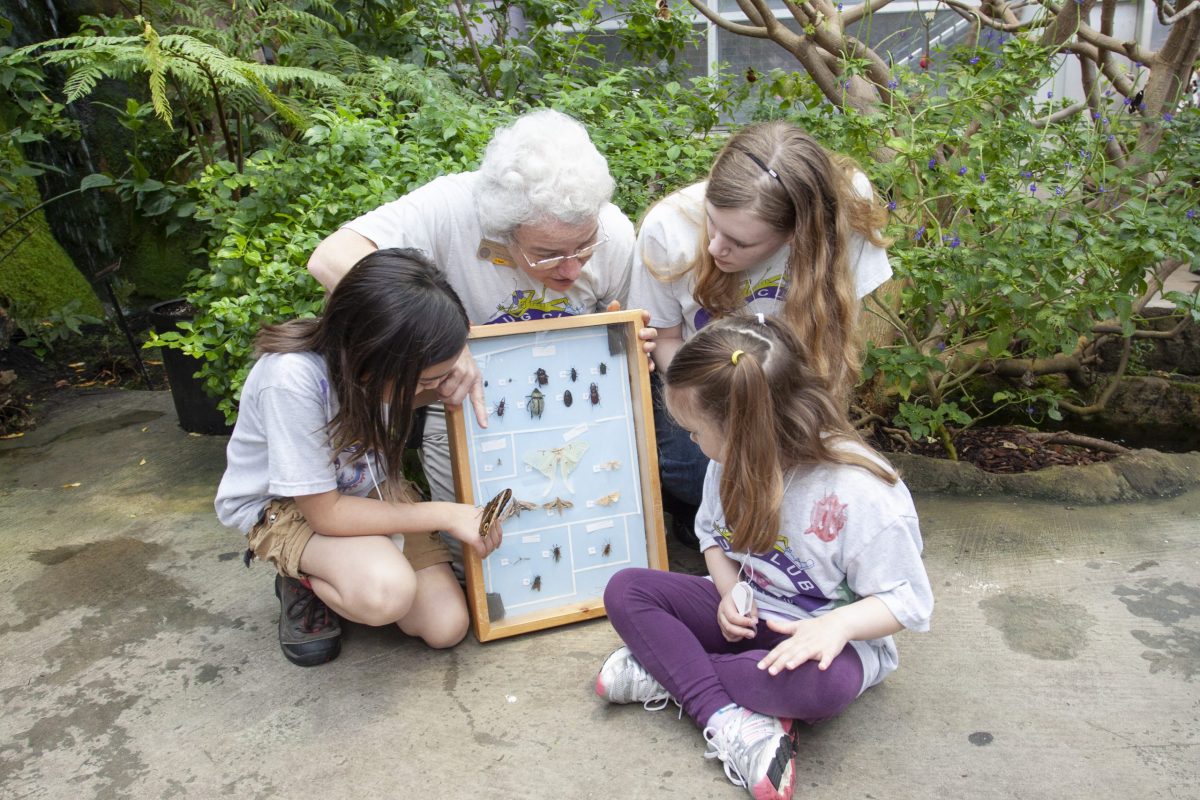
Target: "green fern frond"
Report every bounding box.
[62,65,102,102]
[139,17,174,125]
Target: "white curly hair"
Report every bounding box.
[475,109,615,239]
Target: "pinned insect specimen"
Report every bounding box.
[563,389,573,408]
[588,382,601,406]
[478,488,512,537]
[570,367,578,382]
[602,540,613,558]
[543,496,574,515]
[534,367,549,386]
[551,544,562,563]
[503,498,539,521]
[525,440,589,495]
[531,575,542,592]
[596,460,621,471]
[594,491,620,507]
[599,362,608,375]
[495,397,506,418]
[526,387,545,418]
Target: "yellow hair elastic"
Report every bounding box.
[730,350,745,365]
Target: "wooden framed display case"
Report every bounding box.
[447,310,668,641]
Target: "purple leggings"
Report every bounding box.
[604,568,864,728]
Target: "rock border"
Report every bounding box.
[887,449,1200,504]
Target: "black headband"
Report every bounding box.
[742,150,782,185]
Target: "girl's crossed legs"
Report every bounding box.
[300,532,469,649]
[604,568,863,726]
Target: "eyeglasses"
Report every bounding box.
[511,221,609,272]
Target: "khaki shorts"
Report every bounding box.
[247,486,453,579]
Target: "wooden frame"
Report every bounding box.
[447,310,668,641]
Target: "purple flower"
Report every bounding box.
[1188,209,1196,220]
[1047,91,1054,98]
[915,226,926,242]
[837,2,844,9]
[950,235,961,248]
[887,201,897,210]
[1164,113,1174,122]
[979,173,987,183]
[1054,185,1065,196]
[1021,170,1032,178]
[928,157,938,170]
[1092,112,1101,120]
[1029,183,1037,194]
[937,342,947,351]
[1098,185,1107,193]
[958,166,968,176]
[969,56,980,65]
[1108,134,1115,141]
[1026,406,1035,415]
[887,79,899,89]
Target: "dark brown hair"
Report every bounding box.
[255,247,469,484]
[692,121,888,397]
[665,314,896,554]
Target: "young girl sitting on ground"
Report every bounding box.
[215,248,503,667]
[595,315,933,800]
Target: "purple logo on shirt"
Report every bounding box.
[710,521,832,613]
[692,275,787,330]
[489,290,578,324]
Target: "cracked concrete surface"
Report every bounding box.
[1,390,1197,799]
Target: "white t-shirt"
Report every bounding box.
[695,443,933,694]
[630,176,892,338]
[343,172,634,324]
[215,351,384,533]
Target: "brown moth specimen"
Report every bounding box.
[503,498,539,521]
[594,490,620,507]
[478,488,512,537]
[542,496,574,515]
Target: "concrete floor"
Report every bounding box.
[1,389,1197,799]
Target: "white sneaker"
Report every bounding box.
[702,708,795,800]
[594,646,673,710]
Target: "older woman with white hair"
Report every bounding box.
[308,109,644,544]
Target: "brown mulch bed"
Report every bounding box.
[871,425,1124,474]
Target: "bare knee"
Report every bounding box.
[344,571,415,626]
[418,606,470,649]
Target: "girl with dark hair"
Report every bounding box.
[216,248,502,667]
[631,120,891,545]
[595,315,932,800]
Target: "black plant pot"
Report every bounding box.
[148,298,233,435]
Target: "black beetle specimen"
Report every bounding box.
[534,367,549,386]
[602,540,612,558]
[563,389,573,408]
[569,367,578,382]
[496,397,506,418]
[588,382,600,406]
[526,387,545,418]
[598,362,608,375]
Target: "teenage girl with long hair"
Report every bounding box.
[631,120,892,542]
[216,248,502,666]
[595,315,932,800]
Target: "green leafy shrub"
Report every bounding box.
[756,36,1200,451]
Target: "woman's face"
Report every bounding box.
[509,218,605,293]
[416,353,460,393]
[704,202,790,274]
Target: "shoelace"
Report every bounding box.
[701,711,780,788]
[288,591,332,634]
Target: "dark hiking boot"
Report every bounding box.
[275,574,342,667]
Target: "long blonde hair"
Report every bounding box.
[691,121,888,397]
[665,315,896,554]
